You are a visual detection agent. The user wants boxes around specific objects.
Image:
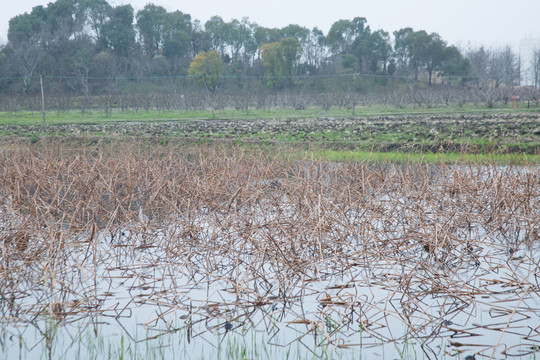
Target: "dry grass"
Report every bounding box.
[0,141,539,358]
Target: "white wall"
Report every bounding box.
[520,38,540,86]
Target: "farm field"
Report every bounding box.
[0,111,539,359]
[0,110,539,163]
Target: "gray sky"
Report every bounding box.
[1,0,539,50]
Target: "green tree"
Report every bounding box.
[393,27,413,71]
[254,26,282,51]
[424,33,446,85]
[259,38,301,88]
[136,4,168,57]
[439,45,471,83]
[162,10,192,74]
[80,0,111,50]
[280,38,301,77]
[163,11,191,54]
[205,16,228,57]
[239,18,258,68]
[302,27,326,71]
[364,30,392,73]
[227,18,256,64]
[7,12,42,45]
[45,0,86,42]
[341,53,358,73]
[103,5,135,57]
[281,24,310,45]
[0,46,8,92]
[406,30,431,81]
[259,42,281,87]
[393,29,451,84]
[92,50,117,78]
[188,50,221,93]
[189,20,210,59]
[326,17,368,55]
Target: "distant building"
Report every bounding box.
[520,38,540,87]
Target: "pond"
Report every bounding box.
[0,149,539,359]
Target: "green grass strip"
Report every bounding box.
[310,150,540,165]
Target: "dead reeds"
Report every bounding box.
[0,141,539,358]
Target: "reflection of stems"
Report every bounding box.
[43,315,58,360]
[187,301,192,344]
[119,335,124,360]
[489,286,530,360]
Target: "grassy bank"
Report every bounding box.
[1,103,539,125]
[0,106,538,164]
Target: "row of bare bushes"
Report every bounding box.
[1,85,540,115]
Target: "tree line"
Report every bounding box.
[0,0,538,102]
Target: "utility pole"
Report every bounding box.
[40,75,45,123]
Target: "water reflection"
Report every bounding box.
[1,161,539,359]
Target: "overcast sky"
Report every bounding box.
[1,0,539,50]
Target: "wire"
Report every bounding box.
[0,72,411,81]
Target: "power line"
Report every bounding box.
[0,72,411,82]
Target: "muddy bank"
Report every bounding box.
[1,112,539,153]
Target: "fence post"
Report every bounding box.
[40,75,46,123]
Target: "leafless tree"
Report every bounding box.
[499,46,519,87]
[532,48,540,89]
[6,44,44,94]
[466,46,490,89]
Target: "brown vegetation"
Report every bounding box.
[0,141,539,357]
